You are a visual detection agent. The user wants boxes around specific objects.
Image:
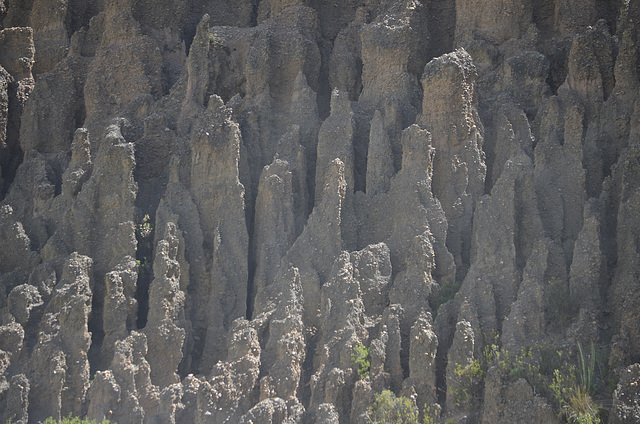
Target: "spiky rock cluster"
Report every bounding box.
[0,0,639,423]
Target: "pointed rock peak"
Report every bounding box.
[69,128,92,166]
[262,158,291,179]
[206,94,231,121]
[309,158,347,243]
[167,155,181,184]
[400,124,434,177]
[372,109,384,127]
[329,89,352,117]
[423,47,476,87]
[324,158,347,196]
[103,0,143,44]
[62,129,93,196]
[58,252,93,292]
[278,265,303,311]
[182,14,212,114]
[0,27,35,80]
[72,128,90,152]
[366,110,395,196]
[194,14,212,45]
[292,71,315,100]
[105,124,128,146]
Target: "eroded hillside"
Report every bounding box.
[1,0,639,423]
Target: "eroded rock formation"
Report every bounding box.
[1,0,639,423]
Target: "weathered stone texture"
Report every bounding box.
[1,0,639,422]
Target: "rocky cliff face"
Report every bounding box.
[0,0,639,423]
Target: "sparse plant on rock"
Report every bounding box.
[453,357,485,407]
[137,213,153,239]
[422,404,439,424]
[550,342,602,424]
[367,391,439,424]
[352,342,371,379]
[368,390,420,424]
[565,385,601,424]
[451,336,608,424]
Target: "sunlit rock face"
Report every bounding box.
[0,1,638,422]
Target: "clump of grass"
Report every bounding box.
[550,342,601,424]
[578,342,597,394]
[565,385,600,424]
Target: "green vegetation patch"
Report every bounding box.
[352,342,371,379]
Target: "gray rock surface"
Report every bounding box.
[610,364,640,424]
[0,1,639,422]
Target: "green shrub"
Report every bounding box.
[368,390,420,424]
[564,385,600,424]
[452,336,607,424]
[422,405,439,424]
[136,214,153,239]
[549,343,601,424]
[368,391,439,424]
[453,358,485,408]
[352,343,371,379]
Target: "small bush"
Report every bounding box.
[422,405,439,424]
[564,385,600,424]
[368,391,439,424]
[368,390,420,424]
[451,336,608,424]
[352,343,371,379]
[551,369,600,424]
[453,358,485,408]
[136,214,153,239]
[549,343,602,424]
